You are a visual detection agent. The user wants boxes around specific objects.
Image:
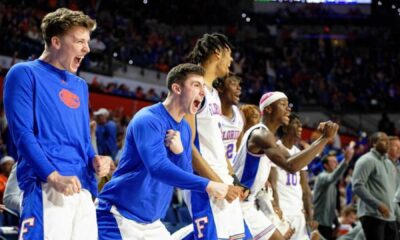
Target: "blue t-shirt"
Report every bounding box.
[98,103,209,223]
[3,60,97,195]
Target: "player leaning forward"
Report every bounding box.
[3,8,112,240]
[96,63,229,240]
[233,91,339,240]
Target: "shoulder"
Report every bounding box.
[250,126,275,147]
[132,105,163,128]
[354,152,376,172]
[6,61,35,78]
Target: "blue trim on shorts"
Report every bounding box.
[18,180,44,239]
[96,199,123,240]
[240,153,261,189]
[243,220,253,239]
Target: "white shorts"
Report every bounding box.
[241,201,276,240]
[19,183,97,240]
[183,190,251,239]
[96,200,172,240]
[285,214,309,240]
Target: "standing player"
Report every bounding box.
[185,33,248,239]
[270,113,317,239]
[234,91,339,239]
[3,8,111,240]
[213,74,244,164]
[96,63,229,240]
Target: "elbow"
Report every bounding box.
[286,164,300,174]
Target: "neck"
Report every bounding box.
[162,95,184,122]
[221,101,234,118]
[202,62,218,88]
[263,116,280,134]
[281,135,296,149]
[39,49,62,70]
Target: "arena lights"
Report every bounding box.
[377,1,382,6]
[242,13,247,18]
[392,4,396,9]
[128,60,133,65]
[246,17,251,22]
[113,52,118,58]
[143,0,148,4]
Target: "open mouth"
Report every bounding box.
[193,99,201,108]
[74,56,83,65]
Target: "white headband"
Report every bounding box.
[259,91,287,111]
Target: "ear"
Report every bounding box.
[214,49,222,60]
[265,105,272,114]
[171,83,182,95]
[51,36,61,50]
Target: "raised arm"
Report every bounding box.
[249,122,338,174]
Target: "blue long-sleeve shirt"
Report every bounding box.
[3,60,97,195]
[98,103,209,223]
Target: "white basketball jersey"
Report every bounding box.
[195,87,232,184]
[234,123,272,202]
[221,105,244,165]
[275,140,306,215]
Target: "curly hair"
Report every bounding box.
[187,33,233,64]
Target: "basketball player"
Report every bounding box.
[185,33,249,239]
[3,8,111,240]
[213,74,244,165]
[269,113,317,240]
[234,91,339,239]
[96,63,229,240]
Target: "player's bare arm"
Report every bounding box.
[185,113,223,182]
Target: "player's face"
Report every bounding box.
[54,26,91,73]
[181,74,205,115]
[216,48,233,78]
[222,78,241,105]
[287,118,302,139]
[273,99,291,126]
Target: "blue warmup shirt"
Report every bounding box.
[3,60,97,195]
[98,103,209,223]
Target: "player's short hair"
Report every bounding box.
[187,33,233,64]
[41,8,96,46]
[212,74,242,90]
[166,63,205,91]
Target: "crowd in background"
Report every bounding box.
[1,1,400,113]
[0,1,399,239]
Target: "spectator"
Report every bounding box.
[353,132,399,240]
[0,156,14,204]
[313,146,354,240]
[94,108,118,159]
